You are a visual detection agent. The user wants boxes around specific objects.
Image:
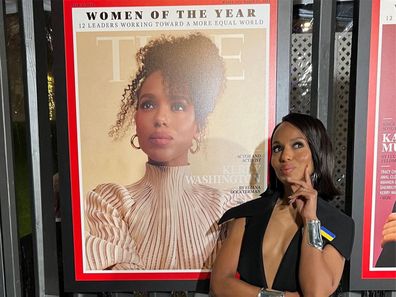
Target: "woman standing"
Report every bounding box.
[211,113,355,297]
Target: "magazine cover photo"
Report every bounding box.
[62,0,277,285]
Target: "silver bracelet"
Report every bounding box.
[306,219,324,250]
[258,288,285,297]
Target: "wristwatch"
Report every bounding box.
[258,288,285,297]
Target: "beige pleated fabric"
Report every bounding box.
[85,163,248,271]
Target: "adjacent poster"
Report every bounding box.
[60,0,277,291]
[361,0,396,280]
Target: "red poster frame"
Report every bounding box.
[361,0,396,280]
[58,0,278,291]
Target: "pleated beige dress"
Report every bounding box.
[85,163,248,270]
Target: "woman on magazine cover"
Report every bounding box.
[84,33,248,270]
[210,113,355,297]
[376,201,396,267]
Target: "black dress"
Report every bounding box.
[219,191,355,292]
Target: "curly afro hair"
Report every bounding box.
[110,33,226,139]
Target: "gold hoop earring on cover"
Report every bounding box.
[130,134,141,149]
[190,137,200,154]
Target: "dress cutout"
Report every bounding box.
[263,199,300,288]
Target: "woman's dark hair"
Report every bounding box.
[268,113,340,200]
[110,33,225,138]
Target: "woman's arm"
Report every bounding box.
[299,224,345,297]
[288,167,345,297]
[85,183,142,270]
[210,218,262,297]
[210,218,301,297]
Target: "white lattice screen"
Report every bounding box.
[290,32,353,211]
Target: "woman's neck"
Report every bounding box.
[148,159,189,167]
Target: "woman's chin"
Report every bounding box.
[278,174,304,185]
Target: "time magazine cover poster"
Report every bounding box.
[360,0,396,283]
[61,0,277,289]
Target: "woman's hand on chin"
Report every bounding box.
[285,165,318,222]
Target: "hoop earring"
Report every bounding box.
[189,137,200,154]
[130,134,141,150]
[311,172,320,185]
